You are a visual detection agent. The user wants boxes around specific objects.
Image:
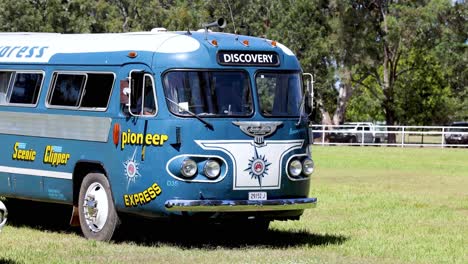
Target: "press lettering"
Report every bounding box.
[0,46,10,57]
[26,46,38,58]
[16,46,28,57]
[0,45,48,59]
[7,46,20,57]
[37,46,48,57]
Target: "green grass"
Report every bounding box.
[1,146,467,264]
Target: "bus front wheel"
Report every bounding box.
[78,173,119,241]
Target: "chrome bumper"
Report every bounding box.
[165,198,317,212]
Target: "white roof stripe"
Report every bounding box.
[0,33,201,63]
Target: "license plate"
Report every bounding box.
[248,192,267,201]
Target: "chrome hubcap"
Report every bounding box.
[83,182,109,232]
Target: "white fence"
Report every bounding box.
[311,124,468,148]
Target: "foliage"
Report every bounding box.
[0,0,465,125]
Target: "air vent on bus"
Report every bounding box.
[151,28,167,33]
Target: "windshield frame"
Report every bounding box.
[162,69,254,118]
[255,70,304,118]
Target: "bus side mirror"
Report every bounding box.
[120,80,130,105]
[303,73,314,115]
[0,201,7,232]
[304,95,312,117]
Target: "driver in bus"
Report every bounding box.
[136,86,156,115]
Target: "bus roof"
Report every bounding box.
[0,31,299,67]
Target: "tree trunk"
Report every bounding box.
[381,3,397,143]
[332,68,354,125]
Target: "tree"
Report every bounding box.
[0,0,464,127]
[335,0,465,142]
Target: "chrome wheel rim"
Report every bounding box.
[83,182,109,232]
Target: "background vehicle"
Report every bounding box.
[329,122,387,144]
[444,122,468,145]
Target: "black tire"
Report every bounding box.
[349,136,357,144]
[78,173,119,241]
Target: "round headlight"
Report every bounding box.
[204,159,221,179]
[289,159,302,177]
[302,158,314,176]
[181,159,197,178]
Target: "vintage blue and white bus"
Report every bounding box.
[0,20,316,241]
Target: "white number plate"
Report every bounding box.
[248,192,267,201]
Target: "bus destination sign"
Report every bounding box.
[217,51,280,67]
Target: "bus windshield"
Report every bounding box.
[256,72,302,117]
[163,71,252,116]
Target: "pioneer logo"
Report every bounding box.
[218,51,279,66]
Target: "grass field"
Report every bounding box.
[1,146,467,264]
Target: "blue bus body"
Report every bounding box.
[0,29,316,240]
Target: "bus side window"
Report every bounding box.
[80,73,114,109]
[49,73,86,107]
[128,71,157,116]
[0,71,42,106]
[9,72,43,105]
[48,72,114,110]
[0,72,13,105]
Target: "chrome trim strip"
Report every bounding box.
[0,112,111,142]
[165,197,317,212]
[0,165,72,180]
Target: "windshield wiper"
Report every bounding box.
[166,97,214,130]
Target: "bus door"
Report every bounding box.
[118,68,165,207]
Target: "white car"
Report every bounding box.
[329,122,387,144]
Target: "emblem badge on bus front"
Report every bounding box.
[232,121,283,145]
[244,146,272,187]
